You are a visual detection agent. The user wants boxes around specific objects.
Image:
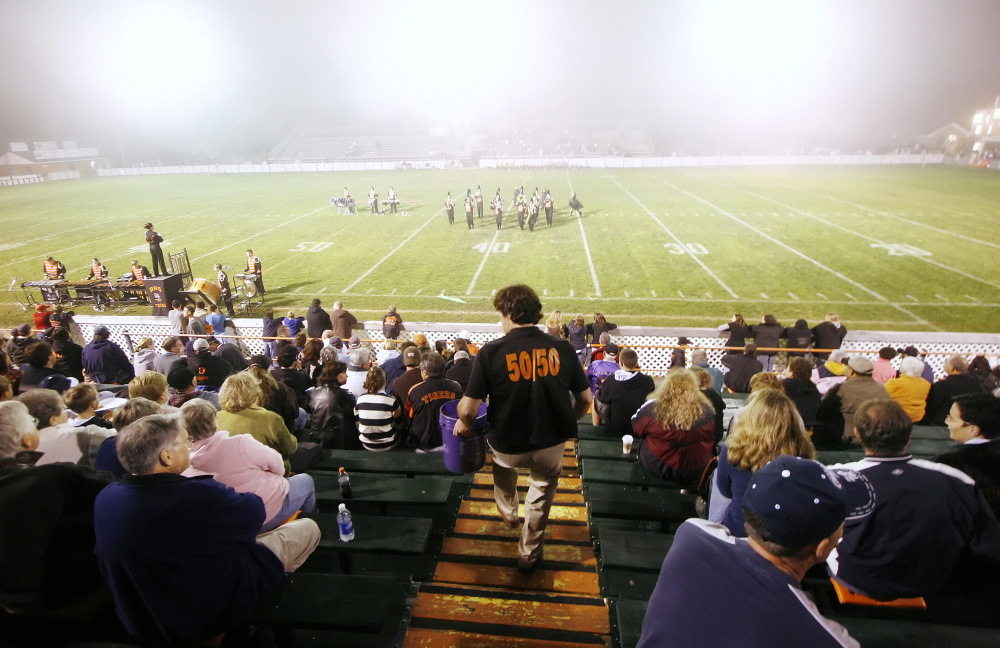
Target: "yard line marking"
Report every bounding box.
[760,293,769,299]
[414,288,422,296]
[678,291,684,298]
[965,294,980,302]
[788,292,800,300]
[624,290,630,298]
[652,177,934,327]
[609,177,738,299]
[390,288,396,295]
[294,287,302,293]
[191,203,329,262]
[466,229,501,295]
[784,186,1000,250]
[566,172,602,297]
[342,210,441,293]
[650,290,657,297]
[905,294,919,302]
[719,185,1000,290]
[318,287,327,294]
[845,293,858,301]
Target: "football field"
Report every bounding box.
[1,165,999,332]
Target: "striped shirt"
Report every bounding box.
[355,393,398,451]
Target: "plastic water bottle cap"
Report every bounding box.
[338,503,347,512]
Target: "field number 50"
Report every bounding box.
[289,242,333,252]
[664,243,709,255]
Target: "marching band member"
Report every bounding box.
[369,186,378,214]
[544,190,554,226]
[516,194,527,230]
[445,193,455,225]
[43,256,66,280]
[214,263,236,317]
[130,260,152,281]
[244,249,265,296]
[464,195,475,229]
[88,258,109,279]
[492,189,503,231]
[387,186,398,213]
[475,185,484,221]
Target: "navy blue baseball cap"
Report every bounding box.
[744,455,875,547]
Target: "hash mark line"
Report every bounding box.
[845,293,858,301]
[721,185,1000,290]
[365,288,373,294]
[414,289,422,296]
[570,289,575,297]
[466,229,501,295]
[609,177,738,299]
[760,293,769,299]
[678,291,684,298]
[650,177,931,325]
[624,290,630,298]
[789,292,800,300]
[783,186,1000,251]
[342,210,441,293]
[935,294,947,301]
[390,288,396,295]
[966,294,980,302]
[650,290,657,297]
[543,289,548,296]
[817,293,827,299]
[706,292,712,299]
[566,171,602,297]
[294,287,302,293]
[318,287,327,294]
[906,295,919,302]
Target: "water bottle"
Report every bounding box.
[337,503,355,542]
[338,466,352,497]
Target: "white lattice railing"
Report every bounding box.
[72,315,1000,380]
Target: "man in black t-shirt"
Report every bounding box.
[454,284,591,574]
[406,353,462,451]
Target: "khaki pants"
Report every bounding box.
[491,442,566,566]
[256,518,321,572]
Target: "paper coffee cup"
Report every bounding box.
[622,434,634,454]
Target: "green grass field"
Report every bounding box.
[2,165,999,332]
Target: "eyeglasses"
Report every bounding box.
[945,414,968,427]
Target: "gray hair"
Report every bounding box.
[0,401,34,459]
[17,389,64,429]
[420,352,446,378]
[348,347,370,368]
[179,399,218,442]
[320,346,339,366]
[112,398,162,432]
[899,356,924,378]
[944,355,969,374]
[690,349,708,365]
[117,414,184,475]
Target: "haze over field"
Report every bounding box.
[1,0,999,156]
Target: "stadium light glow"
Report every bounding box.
[975,125,983,134]
[994,109,1000,119]
[94,5,224,121]
[974,113,984,123]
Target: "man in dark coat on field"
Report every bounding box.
[305,299,332,339]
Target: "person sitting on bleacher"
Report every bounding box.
[405,352,463,452]
[884,356,931,422]
[631,369,715,489]
[934,393,1000,519]
[595,348,655,438]
[721,342,763,393]
[638,455,869,648]
[0,400,114,617]
[180,399,316,532]
[709,389,817,537]
[18,388,114,468]
[922,355,983,425]
[94,413,319,644]
[828,399,1000,601]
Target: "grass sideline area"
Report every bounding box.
[1,165,998,332]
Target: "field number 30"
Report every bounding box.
[664,243,709,255]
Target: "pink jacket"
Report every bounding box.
[182,430,289,522]
[872,358,897,385]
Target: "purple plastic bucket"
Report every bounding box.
[439,400,488,474]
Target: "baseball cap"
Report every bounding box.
[94,326,111,337]
[403,346,422,366]
[193,338,210,351]
[38,374,72,393]
[454,350,470,361]
[249,354,272,369]
[604,343,619,356]
[347,335,362,349]
[902,346,920,357]
[847,356,873,374]
[458,330,471,340]
[744,455,875,548]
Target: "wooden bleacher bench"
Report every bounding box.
[909,425,950,440]
[250,572,407,647]
[580,458,676,490]
[596,528,673,601]
[832,616,1000,647]
[310,449,455,476]
[577,425,614,441]
[577,438,637,461]
[613,598,648,648]
[815,449,866,465]
[302,512,435,580]
[312,474,455,529]
[585,484,697,527]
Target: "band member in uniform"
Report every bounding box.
[387,186,398,213]
[569,193,584,218]
[528,197,539,232]
[369,186,378,214]
[88,258,109,279]
[516,195,527,230]
[543,190,554,226]
[445,193,455,225]
[465,196,475,229]
[43,256,66,279]
[475,185,484,221]
[130,260,152,280]
[244,249,265,296]
[492,190,503,230]
[143,223,168,276]
[213,263,236,317]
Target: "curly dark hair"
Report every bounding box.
[493,284,542,325]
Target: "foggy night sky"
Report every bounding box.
[1,0,999,155]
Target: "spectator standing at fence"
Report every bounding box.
[812,313,847,361]
[718,314,750,355]
[568,316,589,365]
[783,318,813,360]
[382,305,404,340]
[750,315,783,372]
[329,301,360,340]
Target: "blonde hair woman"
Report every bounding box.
[631,369,716,488]
[217,372,298,475]
[544,310,563,337]
[709,388,816,536]
[128,371,168,404]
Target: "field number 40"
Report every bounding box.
[473,242,509,253]
[664,243,709,255]
[289,242,333,252]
